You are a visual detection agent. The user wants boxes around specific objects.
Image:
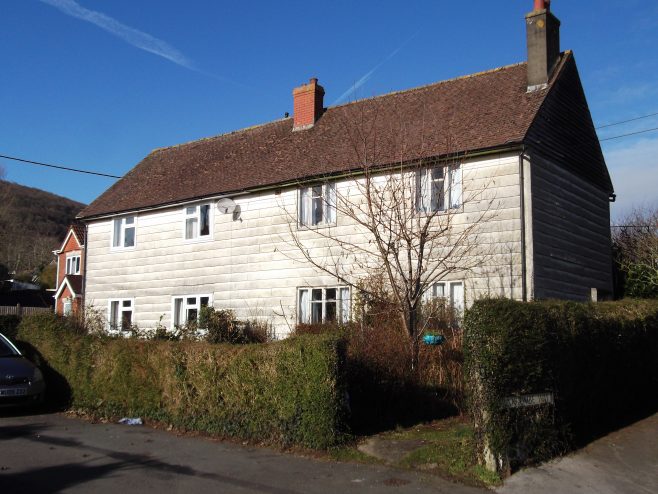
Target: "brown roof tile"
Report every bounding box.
[65,275,83,295]
[71,223,85,245]
[79,56,570,219]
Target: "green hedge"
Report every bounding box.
[0,315,21,340]
[17,314,349,449]
[464,299,658,472]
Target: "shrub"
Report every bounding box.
[293,315,464,433]
[201,307,271,344]
[625,262,658,298]
[0,315,21,340]
[464,298,658,473]
[17,313,348,449]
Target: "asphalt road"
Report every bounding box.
[0,412,483,494]
[498,412,658,494]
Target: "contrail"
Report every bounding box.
[39,0,195,70]
[333,31,421,105]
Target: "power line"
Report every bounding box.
[599,126,658,142]
[2,120,656,179]
[596,111,658,129]
[0,153,121,179]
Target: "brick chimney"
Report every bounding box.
[293,78,325,130]
[526,0,561,91]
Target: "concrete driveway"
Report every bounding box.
[0,412,484,494]
[498,412,658,494]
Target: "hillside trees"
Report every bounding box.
[0,177,84,279]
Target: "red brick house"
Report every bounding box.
[53,223,85,316]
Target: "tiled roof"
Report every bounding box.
[65,275,83,295]
[71,223,85,245]
[79,54,573,219]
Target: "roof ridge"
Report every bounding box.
[150,60,529,155]
[151,116,293,154]
[329,60,528,110]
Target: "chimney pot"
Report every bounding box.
[292,77,325,130]
[534,0,550,11]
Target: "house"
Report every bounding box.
[76,1,613,336]
[53,223,85,316]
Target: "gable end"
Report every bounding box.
[524,53,613,193]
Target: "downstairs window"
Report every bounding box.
[298,287,350,324]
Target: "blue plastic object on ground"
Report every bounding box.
[423,334,446,346]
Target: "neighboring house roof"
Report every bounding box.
[78,51,610,219]
[54,223,85,253]
[54,275,83,300]
[71,223,85,245]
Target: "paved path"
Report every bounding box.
[0,413,483,494]
[497,413,658,494]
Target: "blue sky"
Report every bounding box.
[1,0,657,220]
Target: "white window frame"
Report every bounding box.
[63,299,72,316]
[298,182,336,228]
[423,280,465,320]
[298,286,350,324]
[65,254,81,275]
[111,215,137,249]
[171,294,212,329]
[416,164,462,213]
[183,203,213,242]
[108,298,134,332]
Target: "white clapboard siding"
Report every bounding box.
[85,152,524,335]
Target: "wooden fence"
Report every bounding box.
[0,305,52,316]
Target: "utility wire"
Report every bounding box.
[596,111,658,129]
[2,120,658,179]
[599,126,658,142]
[0,153,121,178]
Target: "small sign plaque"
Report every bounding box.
[503,393,554,409]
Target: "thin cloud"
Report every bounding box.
[39,0,194,69]
[333,31,420,105]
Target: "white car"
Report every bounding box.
[0,332,45,407]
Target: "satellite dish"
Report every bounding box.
[216,198,237,214]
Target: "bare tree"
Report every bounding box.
[281,102,498,369]
[612,206,658,298]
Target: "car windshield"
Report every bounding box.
[0,335,20,357]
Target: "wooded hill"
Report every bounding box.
[0,180,85,279]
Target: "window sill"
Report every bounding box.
[182,235,214,244]
[415,205,463,217]
[297,222,337,231]
[110,246,136,252]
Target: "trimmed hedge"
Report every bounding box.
[464,299,658,472]
[17,314,349,449]
[0,315,21,340]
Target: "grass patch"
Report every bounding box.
[343,418,500,487]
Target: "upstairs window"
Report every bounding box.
[416,165,462,213]
[112,216,136,248]
[65,255,81,275]
[184,204,211,240]
[299,183,336,227]
[172,295,211,327]
[298,287,350,324]
[109,299,133,331]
